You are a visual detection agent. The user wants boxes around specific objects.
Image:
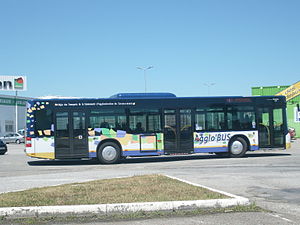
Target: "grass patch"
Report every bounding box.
[0,174,227,207]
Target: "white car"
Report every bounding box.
[0,132,25,144]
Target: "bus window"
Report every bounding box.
[73,112,85,129]
[227,106,255,131]
[131,108,159,113]
[129,115,146,133]
[273,108,284,146]
[56,112,69,138]
[129,109,161,133]
[89,112,127,136]
[206,111,225,131]
[116,116,127,130]
[73,112,86,139]
[90,115,115,129]
[195,113,205,131]
[90,109,125,114]
[148,114,161,132]
[35,109,53,136]
[257,108,271,146]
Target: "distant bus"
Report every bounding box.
[25,93,290,164]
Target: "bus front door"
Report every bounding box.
[55,111,89,159]
[163,109,194,154]
[257,107,285,148]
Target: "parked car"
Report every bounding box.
[0,132,25,144]
[18,129,25,136]
[289,127,296,140]
[0,139,7,155]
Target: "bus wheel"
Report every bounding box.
[97,142,120,164]
[229,137,247,158]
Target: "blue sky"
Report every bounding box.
[0,0,299,98]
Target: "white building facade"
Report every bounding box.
[0,94,30,136]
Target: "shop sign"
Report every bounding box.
[295,107,300,123]
[276,81,300,101]
[0,97,26,106]
[0,76,27,91]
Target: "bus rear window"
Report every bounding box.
[35,109,53,136]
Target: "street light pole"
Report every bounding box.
[136,66,153,92]
[203,83,216,96]
[15,91,18,133]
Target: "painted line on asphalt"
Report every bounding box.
[269,213,294,223]
[164,174,247,199]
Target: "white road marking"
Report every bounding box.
[269,213,294,223]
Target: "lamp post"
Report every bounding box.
[15,91,18,133]
[203,83,216,96]
[136,66,153,93]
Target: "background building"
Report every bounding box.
[252,85,300,138]
[0,94,30,136]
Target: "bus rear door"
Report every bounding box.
[257,106,286,148]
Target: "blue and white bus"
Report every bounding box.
[25,93,290,164]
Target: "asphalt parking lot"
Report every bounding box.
[0,141,300,224]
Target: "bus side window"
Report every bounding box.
[227,109,255,131]
[195,113,205,131]
[100,121,110,128]
[116,116,127,131]
[135,122,144,133]
[148,114,161,132]
[206,111,225,131]
[129,115,146,133]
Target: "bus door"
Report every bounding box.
[257,107,285,148]
[54,111,88,159]
[163,109,194,154]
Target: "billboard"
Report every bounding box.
[0,76,27,91]
[276,80,300,101]
[295,107,300,123]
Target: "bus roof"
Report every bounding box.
[109,92,177,99]
[29,94,286,102]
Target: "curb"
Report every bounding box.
[0,175,250,218]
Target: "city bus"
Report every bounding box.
[25,93,290,164]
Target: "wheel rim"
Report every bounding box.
[230,140,244,155]
[102,146,117,161]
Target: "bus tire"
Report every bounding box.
[97,142,120,164]
[229,137,247,158]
